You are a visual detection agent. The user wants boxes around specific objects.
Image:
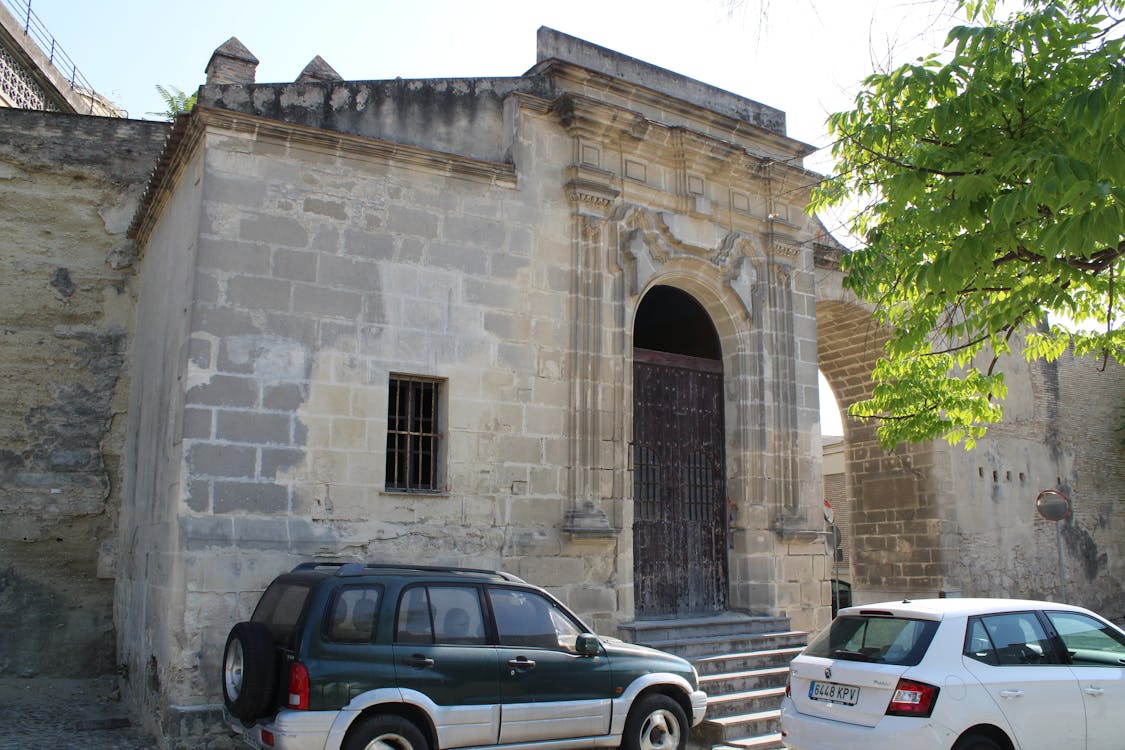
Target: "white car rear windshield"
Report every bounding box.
[805,615,939,666]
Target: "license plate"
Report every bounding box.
[809,680,860,706]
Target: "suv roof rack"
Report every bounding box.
[290,561,526,583]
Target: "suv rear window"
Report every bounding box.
[325,586,383,643]
[252,579,314,644]
[805,615,939,666]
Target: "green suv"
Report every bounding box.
[221,562,707,750]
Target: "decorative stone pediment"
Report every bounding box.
[614,204,769,316]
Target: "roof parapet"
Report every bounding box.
[532,26,786,136]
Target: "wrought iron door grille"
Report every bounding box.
[386,376,441,492]
[634,445,663,521]
[684,451,716,523]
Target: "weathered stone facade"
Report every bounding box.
[0,25,1122,750]
[0,110,169,675]
[113,29,831,743]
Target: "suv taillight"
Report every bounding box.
[288,662,309,709]
[886,678,939,718]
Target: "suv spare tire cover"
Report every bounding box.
[223,621,278,723]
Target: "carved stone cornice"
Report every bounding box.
[564,164,620,210]
[549,91,821,195]
[536,59,816,159]
[770,238,801,259]
[551,93,653,143]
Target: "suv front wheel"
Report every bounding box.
[622,694,687,750]
[344,715,430,750]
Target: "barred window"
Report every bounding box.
[385,376,442,492]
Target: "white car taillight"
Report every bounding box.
[886,678,939,718]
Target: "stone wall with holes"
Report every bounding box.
[0,109,169,676]
[947,349,1125,618]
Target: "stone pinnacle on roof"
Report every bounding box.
[205,37,260,85]
[296,56,343,83]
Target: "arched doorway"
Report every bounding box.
[633,285,728,617]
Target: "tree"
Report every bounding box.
[150,85,197,120]
[811,0,1125,449]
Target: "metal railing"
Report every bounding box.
[1,0,111,113]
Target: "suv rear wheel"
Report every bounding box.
[344,715,429,750]
[622,694,687,750]
[222,621,277,723]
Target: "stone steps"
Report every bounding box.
[695,708,782,747]
[700,664,789,695]
[622,615,804,750]
[694,644,795,750]
[705,686,786,716]
[694,646,805,676]
[621,614,792,651]
[714,733,785,750]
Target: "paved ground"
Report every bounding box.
[0,676,159,749]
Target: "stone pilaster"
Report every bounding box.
[562,153,623,539]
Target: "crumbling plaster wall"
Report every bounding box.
[0,109,169,676]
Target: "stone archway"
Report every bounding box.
[816,295,949,602]
[632,285,728,617]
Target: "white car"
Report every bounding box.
[780,598,1125,750]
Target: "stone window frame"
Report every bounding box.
[385,375,444,493]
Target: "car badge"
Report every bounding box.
[824,667,832,680]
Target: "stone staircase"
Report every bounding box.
[620,614,807,750]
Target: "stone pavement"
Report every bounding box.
[0,676,159,749]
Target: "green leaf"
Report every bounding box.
[815,0,1125,449]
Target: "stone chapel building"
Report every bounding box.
[119,29,832,736]
[2,24,1123,748]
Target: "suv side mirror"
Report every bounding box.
[575,633,602,656]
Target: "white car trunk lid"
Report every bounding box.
[788,656,910,728]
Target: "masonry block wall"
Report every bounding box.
[0,110,169,676]
[119,89,605,740]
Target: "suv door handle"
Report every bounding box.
[1083,687,1105,697]
[998,690,1024,699]
[508,657,536,674]
[405,655,435,669]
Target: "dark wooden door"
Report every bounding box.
[633,348,728,618]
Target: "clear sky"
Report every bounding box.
[22,0,971,436]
